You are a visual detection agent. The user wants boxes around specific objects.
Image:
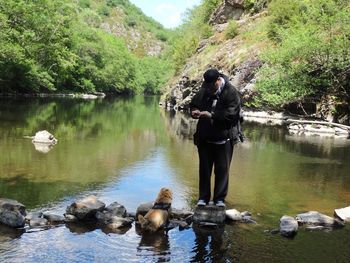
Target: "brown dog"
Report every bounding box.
[138,188,173,232]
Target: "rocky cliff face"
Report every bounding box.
[162,1,349,125]
[162,2,266,111]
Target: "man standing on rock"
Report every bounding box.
[190,68,241,207]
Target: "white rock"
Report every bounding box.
[334,206,350,222]
[32,130,57,144]
[226,209,242,221]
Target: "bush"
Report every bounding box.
[224,20,239,39]
[256,0,350,107]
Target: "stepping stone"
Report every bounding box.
[193,205,226,224]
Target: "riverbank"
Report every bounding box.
[0,92,107,99]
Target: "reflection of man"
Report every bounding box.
[190,69,241,207]
[191,223,227,262]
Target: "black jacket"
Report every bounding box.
[190,74,241,143]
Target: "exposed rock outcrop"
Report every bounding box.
[209,0,245,25]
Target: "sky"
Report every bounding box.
[129,0,202,28]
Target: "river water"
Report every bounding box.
[0,96,349,263]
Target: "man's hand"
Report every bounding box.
[191,109,201,119]
[200,111,212,118]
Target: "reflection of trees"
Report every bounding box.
[0,96,170,208]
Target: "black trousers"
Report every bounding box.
[197,140,234,203]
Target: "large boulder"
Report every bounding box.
[209,0,245,25]
[280,215,298,237]
[66,195,105,220]
[0,198,26,228]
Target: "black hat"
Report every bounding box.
[202,69,220,89]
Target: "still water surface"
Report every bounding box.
[0,96,350,262]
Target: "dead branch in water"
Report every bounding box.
[286,119,350,132]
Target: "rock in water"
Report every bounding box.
[66,196,105,220]
[29,218,48,228]
[280,215,298,237]
[0,198,27,228]
[193,205,226,224]
[226,209,242,221]
[96,202,127,224]
[32,130,58,144]
[334,206,350,222]
[296,211,344,227]
[43,213,66,223]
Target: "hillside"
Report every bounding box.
[163,0,350,124]
[0,0,173,95]
[78,0,171,57]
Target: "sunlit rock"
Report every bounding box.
[334,206,350,222]
[0,198,26,228]
[32,130,58,144]
[296,211,344,227]
[193,205,226,224]
[280,215,298,237]
[66,195,106,220]
[226,209,242,221]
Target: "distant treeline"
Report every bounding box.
[0,0,172,95]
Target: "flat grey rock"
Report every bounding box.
[170,208,194,220]
[193,205,226,224]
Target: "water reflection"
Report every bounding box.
[136,225,170,260]
[1,97,350,262]
[32,142,56,153]
[191,224,227,263]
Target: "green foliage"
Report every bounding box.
[256,0,350,107]
[0,0,173,95]
[243,0,270,14]
[224,20,239,39]
[167,0,221,73]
